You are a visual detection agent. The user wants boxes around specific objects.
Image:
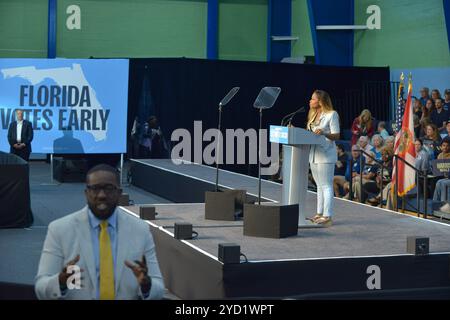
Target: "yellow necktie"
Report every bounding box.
[99,221,115,300]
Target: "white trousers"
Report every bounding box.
[310,162,335,217]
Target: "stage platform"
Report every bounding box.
[128,159,450,299]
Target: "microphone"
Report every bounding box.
[281,106,306,126]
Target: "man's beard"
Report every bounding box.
[88,202,116,220]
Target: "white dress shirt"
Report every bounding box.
[16,120,23,143]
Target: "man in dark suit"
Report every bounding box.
[7,109,34,161]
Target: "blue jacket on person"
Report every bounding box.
[345,155,365,181]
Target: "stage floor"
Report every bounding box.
[123,202,450,261]
[130,159,450,260]
[127,159,450,299]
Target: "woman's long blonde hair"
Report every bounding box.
[359,109,373,130]
[306,90,334,129]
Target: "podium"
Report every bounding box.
[270,125,327,226]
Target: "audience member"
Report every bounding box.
[351,109,374,145]
[421,98,435,123]
[430,98,449,132]
[418,87,430,107]
[431,89,442,102]
[414,138,430,174]
[357,136,374,161]
[341,145,365,199]
[385,136,395,151]
[351,151,378,202]
[332,144,348,197]
[334,145,364,197]
[371,134,384,160]
[444,89,450,110]
[437,137,450,159]
[423,123,442,158]
[445,121,450,138]
[432,138,450,206]
[413,98,423,119]
[377,121,390,140]
[413,114,421,138]
[335,144,348,176]
[367,147,394,206]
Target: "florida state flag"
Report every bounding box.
[392,74,416,196]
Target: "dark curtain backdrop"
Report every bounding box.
[127,58,389,175]
[0,152,33,228]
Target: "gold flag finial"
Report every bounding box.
[400,72,405,82]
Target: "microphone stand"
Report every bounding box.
[213,87,240,192]
[258,107,263,204]
[215,103,222,192]
[281,107,305,126]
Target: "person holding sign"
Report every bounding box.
[7,109,33,161]
[306,90,340,227]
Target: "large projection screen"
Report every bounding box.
[0,58,129,154]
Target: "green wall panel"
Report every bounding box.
[291,0,314,58]
[354,0,450,68]
[218,0,267,61]
[0,0,47,58]
[56,0,207,58]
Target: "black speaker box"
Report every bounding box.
[243,203,299,238]
[174,222,193,240]
[407,236,429,255]
[205,189,246,221]
[218,243,240,264]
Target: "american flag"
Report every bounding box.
[395,73,405,133]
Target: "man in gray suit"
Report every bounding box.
[35,164,165,300]
[7,109,33,161]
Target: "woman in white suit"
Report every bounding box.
[306,90,340,226]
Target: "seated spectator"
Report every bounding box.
[423,123,442,158]
[433,178,450,204]
[419,87,430,107]
[332,144,348,197]
[444,89,450,110]
[371,134,384,160]
[431,89,442,102]
[444,121,450,139]
[366,147,394,206]
[415,138,430,174]
[384,136,395,151]
[420,98,434,133]
[413,98,423,119]
[413,114,421,139]
[351,151,378,202]
[351,109,374,145]
[437,137,450,159]
[419,117,431,138]
[432,138,450,204]
[429,98,449,132]
[342,145,365,198]
[335,144,348,176]
[357,136,374,161]
[377,121,390,140]
[334,145,364,197]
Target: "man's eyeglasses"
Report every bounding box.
[86,184,119,194]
